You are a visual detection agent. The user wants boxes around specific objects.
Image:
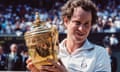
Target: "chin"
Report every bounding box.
[73,37,85,44]
[75,40,83,44]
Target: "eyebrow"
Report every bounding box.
[77,20,90,24]
[84,21,90,24]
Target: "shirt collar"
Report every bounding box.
[60,39,94,51]
[80,39,94,50]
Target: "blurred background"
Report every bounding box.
[0,0,120,72]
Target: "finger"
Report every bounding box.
[45,59,67,72]
[47,59,58,67]
[40,65,58,72]
[27,62,39,72]
[47,59,65,72]
[26,62,33,70]
[26,57,32,64]
[39,70,48,72]
[47,58,65,68]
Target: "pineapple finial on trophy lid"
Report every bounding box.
[33,12,41,27]
[33,12,46,27]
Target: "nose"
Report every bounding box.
[78,25,85,31]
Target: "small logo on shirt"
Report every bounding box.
[81,62,87,69]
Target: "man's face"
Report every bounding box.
[10,44,17,53]
[0,47,3,54]
[65,7,92,44]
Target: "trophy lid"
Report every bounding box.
[24,12,51,37]
[33,12,46,27]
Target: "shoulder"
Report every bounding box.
[17,53,22,57]
[93,44,107,54]
[92,44,110,60]
[91,44,111,71]
[90,43,110,59]
[86,40,107,54]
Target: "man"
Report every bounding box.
[0,45,6,70]
[106,47,117,72]
[21,50,29,71]
[27,0,111,72]
[109,34,119,51]
[6,43,23,71]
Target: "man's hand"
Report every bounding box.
[26,58,67,72]
[26,57,40,72]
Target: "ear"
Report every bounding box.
[63,16,69,29]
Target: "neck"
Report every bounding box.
[11,52,16,54]
[66,37,84,54]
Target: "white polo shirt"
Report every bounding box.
[58,39,111,72]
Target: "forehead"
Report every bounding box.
[0,47,2,50]
[11,44,17,48]
[72,7,92,21]
[0,46,2,48]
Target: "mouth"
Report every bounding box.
[77,33,84,36]
[76,31,84,36]
[75,33,85,39]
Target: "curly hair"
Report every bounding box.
[61,0,98,25]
